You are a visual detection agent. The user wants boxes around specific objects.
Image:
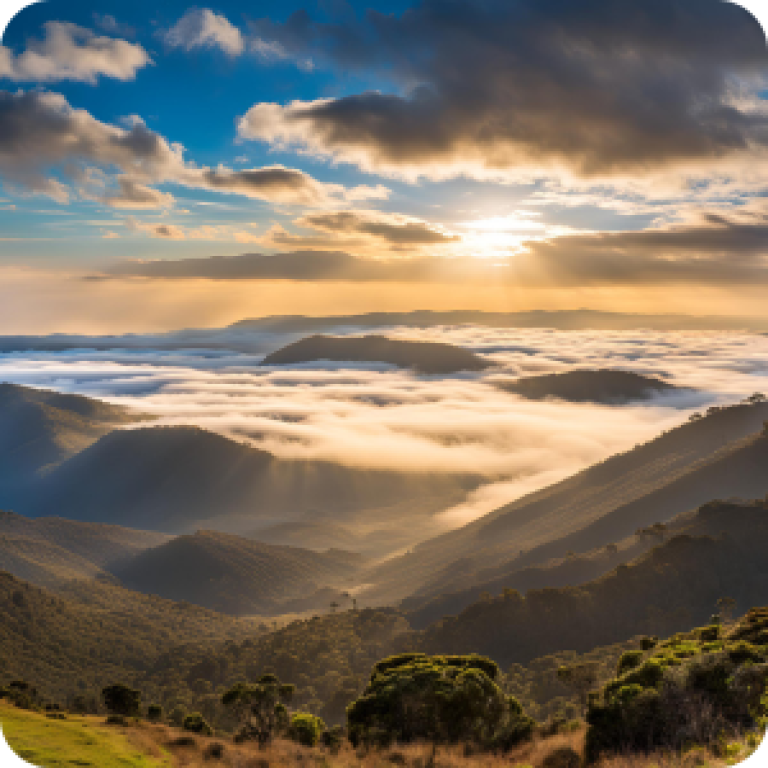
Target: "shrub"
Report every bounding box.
[204,742,225,759]
[146,704,163,722]
[542,746,581,768]
[616,650,644,675]
[321,725,345,754]
[102,684,141,718]
[183,712,213,735]
[288,712,326,747]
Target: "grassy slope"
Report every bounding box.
[0,703,168,768]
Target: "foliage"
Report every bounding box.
[347,653,534,751]
[102,684,141,718]
[584,607,768,762]
[183,711,213,735]
[288,712,326,746]
[146,704,163,722]
[222,673,295,745]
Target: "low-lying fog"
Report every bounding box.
[3,326,768,529]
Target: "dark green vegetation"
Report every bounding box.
[406,500,768,667]
[585,607,768,761]
[111,530,361,615]
[371,397,768,605]
[493,369,679,403]
[0,382,146,485]
[260,334,492,373]
[347,653,535,750]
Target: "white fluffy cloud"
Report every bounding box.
[161,9,244,56]
[0,21,150,84]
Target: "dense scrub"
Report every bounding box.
[585,608,768,761]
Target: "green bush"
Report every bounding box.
[288,712,326,746]
[183,712,213,735]
[616,650,644,675]
[146,704,163,722]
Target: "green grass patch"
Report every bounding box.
[0,703,169,768]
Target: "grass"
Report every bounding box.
[0,702,170,768]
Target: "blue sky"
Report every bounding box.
[0,0,767,331]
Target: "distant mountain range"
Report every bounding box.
[261,334,492,373]
[1,309,767,357]
[493,369,681,403]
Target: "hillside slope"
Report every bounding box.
[111,529,361,615]
[0,382,146,482]
[261,334,492,373]
[10,426,479,547]
[365,400,768,602]
[406,500,768,666]
[0,510,170,568]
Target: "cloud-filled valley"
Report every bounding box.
[2,325,767,531]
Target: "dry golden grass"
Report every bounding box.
[90,719,763,768]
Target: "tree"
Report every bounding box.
[146,704,163,722]
[288,713,326,746]
[222,673,295,746]
[330,601,339,614]
[557,663,600,715]
[347,653,533,749]
[716,597,737,623]
[101,684,141,718]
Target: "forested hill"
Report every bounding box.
[261,334,492,374]
[110,530,362,615]
[494,369,680,403]
[0,382,146,482]
[402,500,768,667]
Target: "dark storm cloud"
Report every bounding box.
[240,0,768,179]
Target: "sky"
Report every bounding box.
[1,0,768,332]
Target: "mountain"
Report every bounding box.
[260,334,492,373]
[110,529,362,615]
[363,399,768,603]
[0,534,108,590]
[8,425,480,551]
[0,568,261,702]
[493,369,680,403]
[0,510,170,568]
[0,382,146,483]
[404,499,768,667]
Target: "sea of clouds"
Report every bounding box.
[2,325,767,528]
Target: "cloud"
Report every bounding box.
[295,209,460,245]
[515,205,768,286]
[239,0,768,183]
[105,249,466,280]
[161,8,244,56]
[103,178,175,209]
[0,89,389,206]
[125,217,185,239]
[1,325,763,533]
[92,14,136,38]
[0,21,150,84]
